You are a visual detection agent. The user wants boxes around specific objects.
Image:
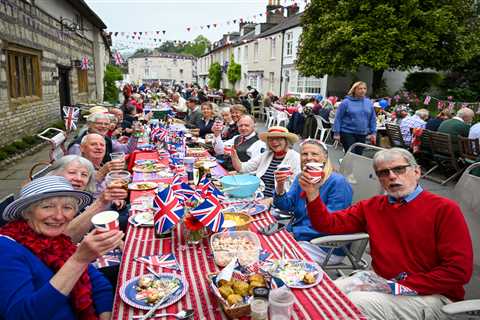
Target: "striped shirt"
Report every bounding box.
[261,157,284,197]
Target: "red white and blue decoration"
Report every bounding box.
[134,253,180,270]
[63,106,79,132]
[153,186,185,234]
[81,56,89,70]
[114,51,123,65]
[387,281,417,296]
[93,249,122,269]
[189,194,224,232]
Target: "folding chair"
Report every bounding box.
[0,193,14,227]
[28,128,67,181]
[265,108,275,128]
[313,115,330,143]
[310,143,386,274]
[442,162,480,316]
[422,131,464,185]
[385,123,408,149]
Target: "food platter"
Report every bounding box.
[128,182,158,191]
[128,212,154,227]
[262,259,323,289]
[119,273,188,310]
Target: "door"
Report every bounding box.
[58,66,71,117]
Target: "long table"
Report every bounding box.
[112,151,365,319]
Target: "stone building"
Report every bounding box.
[128,51,195,85]
[0,0,111,147]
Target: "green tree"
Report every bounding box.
[227,54,242,88]
[208,62,222,89]
[297,0,480,95]
[183,35,211,57]
[103,64,123,103]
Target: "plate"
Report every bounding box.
[128,212,154,227]
[128,182,158,191]
[133,163,166,173]
[262,259,323,289]
[135,159,158,165]
[119,273,188,310]
[225,203,268,216]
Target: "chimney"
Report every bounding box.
[266,2,284,25]
[287,4,299,17]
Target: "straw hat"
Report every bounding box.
[3,176,93,221]
[87,106,109,114]
[259,126,299,144]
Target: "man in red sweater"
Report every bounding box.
[301,148,473,319]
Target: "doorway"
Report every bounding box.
[58,66,71,117]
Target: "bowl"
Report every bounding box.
[222,212,252,231]
[220,175,260,198]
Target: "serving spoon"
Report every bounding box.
[132,309,194,319]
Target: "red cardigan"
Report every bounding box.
[307,191,473,301]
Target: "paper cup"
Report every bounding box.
[91,211,119,232]
[306,162,325,183]
[224,145,233,155]
[274,164,293,177]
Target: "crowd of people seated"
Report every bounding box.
[0,80,475,320]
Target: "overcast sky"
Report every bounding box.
[84,0,306,51]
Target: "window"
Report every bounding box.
[269,72,275,91]
[254,42,259,61]
[7,46,42,100]
[144,67,149,77]
[270,38,276,59]
[289,72,323,95]
[74,14,84,33]
[286,32,293,56]
[244,45,248,61]
[77,69,88,93]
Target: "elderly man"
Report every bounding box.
[68,112,138,164]
[438,107,474,151]
[171,92,187,113]
[400,108,429,146]
[213,115,266,164]
[184,97,202,128]
[301,148,473,319]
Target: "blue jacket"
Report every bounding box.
[273,172,353,256]
[333,96,376,135]
[0,236,113,320]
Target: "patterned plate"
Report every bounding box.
[119,273,188,310]
[262,259,323,289]
[225,203,268,216]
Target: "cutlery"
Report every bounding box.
[132,309,194,319]
[139,286,182,320]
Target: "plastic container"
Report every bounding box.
[210,231,260,267]
[269,287,294,320]
[220,175,260,198]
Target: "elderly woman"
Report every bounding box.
[231,126,301,197]
[194,102,216,138]
[0,176,123,319]
[68,112,139,164]
[333,81,377,152]
[273,139,353,264]
[48,155,127,243]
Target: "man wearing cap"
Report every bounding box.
[213,115,266,170]
[184,98,202,128]
[68,112,138,164]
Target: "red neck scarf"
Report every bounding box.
[273,150,287,158]
[0,220,97,320]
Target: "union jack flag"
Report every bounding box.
[93,249,122,269]
[172,175,201,202]
[151,126,168,143]
[81,56,89,70]
[423,96,431,105]
[134,253,179,270]
[63,106,79,132]
[388,281,417,296]
[189,194,224,232]
[114,51,123,65]
[196,176,225,200]
[153,186,184,234]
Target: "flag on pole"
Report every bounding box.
[114,51,123,65]
[81,56,89,70]
[63,106,79,132]
[153,186,184,234]
[189,194,224,232]
[134,253,180,270]
[93,249,122,269]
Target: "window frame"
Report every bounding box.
[286,31,293,56]
[270,38,276,59]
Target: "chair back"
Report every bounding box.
[0,194,14,227]
[339,143,385,203]
[454,162,480,266]
[385,123,407,148]
[458,136,480,161]
[37,128,66,163]
[419,129,434,154]
[313,115,325,130]
[429,131,455,157]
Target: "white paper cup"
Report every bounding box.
[224,144,233,155]
[91,211,119,232]
[305,162,325,183]
[275,164,293,177]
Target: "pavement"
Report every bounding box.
[0,122,477,298]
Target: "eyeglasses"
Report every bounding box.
[375,165,411,178]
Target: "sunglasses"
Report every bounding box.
[375,165,411,178]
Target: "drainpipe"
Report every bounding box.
[279,30,285,96]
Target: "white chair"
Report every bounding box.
[442,162,480,316]
[265,108,276,128]
[37,127,67,163]
[310,143,387,274]
[274,111,289,127]
[313,115,330,143]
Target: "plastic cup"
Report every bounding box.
[224,144,233,155]
[275,164,293,177]
[250,298,269,320]
[110,152,126,169]
[305,162,325,183]
[269,287,294,320]
[105,170,131,190]
[91,210,119,232]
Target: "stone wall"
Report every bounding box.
[0,0,99,147]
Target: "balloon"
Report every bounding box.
[379,99,388,109]
[315,95,323,102]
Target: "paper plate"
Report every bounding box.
[128,182,158,191]
[128,212,154,227]
[225,203,268,216]
[262,259,323,289]
[119,273,188,310]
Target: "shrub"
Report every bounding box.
[208,62,222,89]
[22,136,38,146]
[0,151,7,161]
[2,145,18,154]
[403,72,443,95]
[12,141,29,151]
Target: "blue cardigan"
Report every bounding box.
[273,172,353,256]
[333,96,376,135]
[0,236,113,319]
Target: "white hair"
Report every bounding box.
[48,155,96,193]
[373,148,418,170]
